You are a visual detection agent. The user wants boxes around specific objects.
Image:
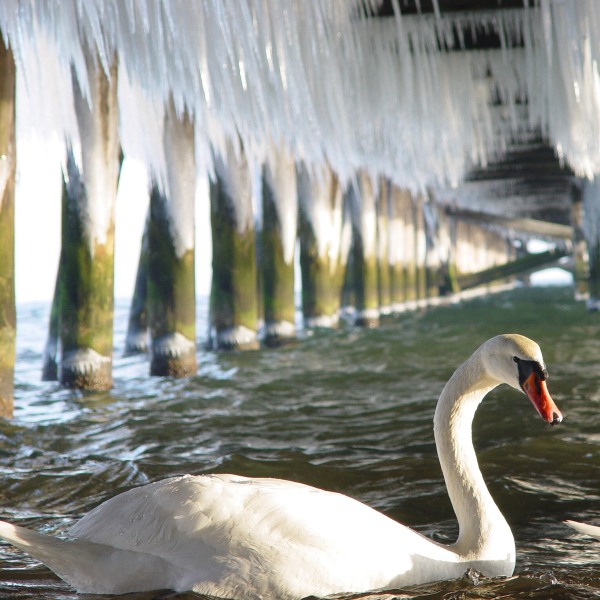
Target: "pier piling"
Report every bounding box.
[125,215,149,355]
[58,52,119,389]
[347,172,379,327]
[298,164,350,328]
[0,39,15,417]
[209,140,259,350]
[261,148,297,346]
[147,104,197,375]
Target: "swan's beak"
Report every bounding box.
[522,373,562,425]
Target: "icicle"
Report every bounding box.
[3,0,600,194]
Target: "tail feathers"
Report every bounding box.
[564,520,600,540]
[0,520,177,594]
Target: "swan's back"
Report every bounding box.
[67,474,454,597]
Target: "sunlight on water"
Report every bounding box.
[2,286,600,599]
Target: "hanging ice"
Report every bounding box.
[2,0,600,193]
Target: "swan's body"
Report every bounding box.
[0,334,562,599]
[565,520,600,540]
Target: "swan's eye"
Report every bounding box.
[516,359,548,387]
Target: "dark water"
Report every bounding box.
[1,286,600,599]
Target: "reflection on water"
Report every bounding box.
[1,286,600,599]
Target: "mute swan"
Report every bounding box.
[0,334,562,599]
[565,520,600,540]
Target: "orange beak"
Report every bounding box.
[522,372,563,425]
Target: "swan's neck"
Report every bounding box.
[433,352,514,562]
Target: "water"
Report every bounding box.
[1,286,600,599]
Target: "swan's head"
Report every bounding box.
[482,334,562,426]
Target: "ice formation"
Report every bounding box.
[1,0,599,194]
[262,142,297,265]
[161,100,196,258]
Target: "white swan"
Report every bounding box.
[565,520,600,540]
[0,334,562,599]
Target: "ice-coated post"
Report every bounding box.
[377,179,391,316]
[0,40,15,417]
[261,148,297,346]
[209,140,259,350]
[423,200,441,299]
[347,172,379,328]
[414,194,427,301]
[573,181,590,303]
[125,214,149,355]
[42,256,61,381]
[582,178,600,310]
[401,189,418,307]
[58,51,119,390]
[297,163,350,328]
[147,105,196,375]
[437,207,460,296]
[388,185,408,312]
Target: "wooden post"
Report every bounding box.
[125,213,149,355]
[209,140,259,350]
[147,104,196,375]
[261,148,297,346]
[458,220,472,279]
[59,51,119,389]
[402,190,418,307]
[423,199,441,299]
[388,185,408,312]
[347,172,379,327]
[573,181,590,302]
[297,164,350,328]
[42,256,61,380]
[0,40,15,417]
[582,178,600,309]
[414,194,427,301]
[438,207,460,295]
[377,179,392,316]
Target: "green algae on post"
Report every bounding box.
[147,104,196,376]
[0,41,16,417]
[388,186,407,312]
[346,172,379,328]
[298,163,350,329]
[59,52,119,390]
[261,148,297,346]
[209,140,259,350]
[377,179,392,316]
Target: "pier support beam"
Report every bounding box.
[347,172,379,327]
[209,140,259,350]
[573,181,590,302]
[261,148,297,346]
[125,215,149,355]
[414,194,427,301]
[298,164,350,328]
[582,178,600,310]
[377,179,391,316]
[0,40,15,417]
[388,186,408,312]
[438,207,460,295]
[59,52,119,389]
[423,199,441,299]
[457,248,566,290]
[147,105,196,375]
[402,190,419,307]
[42,258,61,380]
